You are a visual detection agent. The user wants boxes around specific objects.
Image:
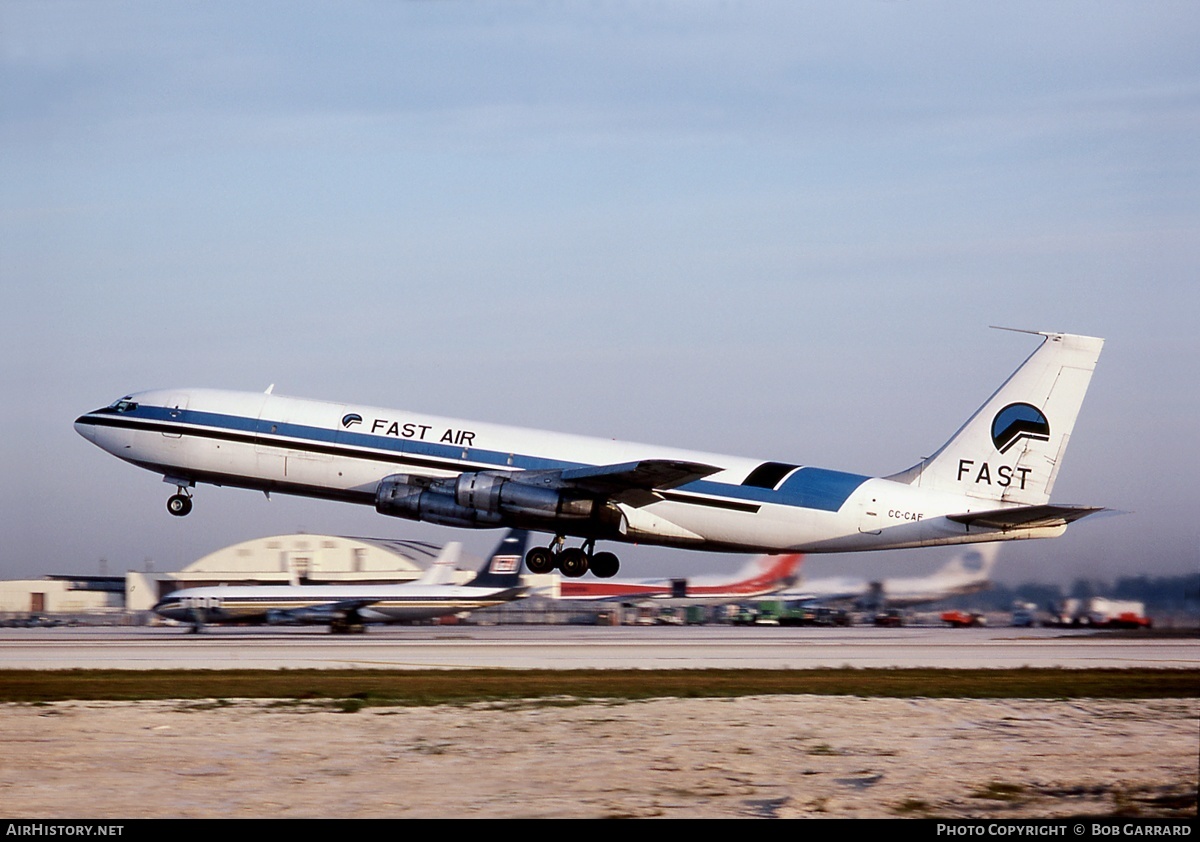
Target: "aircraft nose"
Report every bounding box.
[151,598,182,620]
[74,415,96,443]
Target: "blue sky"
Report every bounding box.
[2,1,1197,586]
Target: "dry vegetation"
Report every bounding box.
[1,667,1195,705]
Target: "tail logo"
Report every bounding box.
[489,554,521,575]
[991,403,1050,454]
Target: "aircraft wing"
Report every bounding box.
[264,598,382,627]
[484,586,529,602]
[947,504,1105,531]
[769,588,863,606]
[324,598,379,611]
[556,459,723,506]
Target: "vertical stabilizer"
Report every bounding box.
[934,543,1000,583]
[736,553,804,591]
[466,529,529,588]
[889,331,1103,506]
[415,542,462,585]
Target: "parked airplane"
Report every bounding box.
[774,543,999,610]
[547,553,803,604]
[76,329,1104,579]
[152,530,528,633]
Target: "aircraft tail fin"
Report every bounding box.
[889,330,1104,506]
[740,553,805,591]
[414,542,463,586]
[934,543,1000,582]
[466,529,529,588]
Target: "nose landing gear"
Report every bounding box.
[167,493,192,516]
[165,478,194,517]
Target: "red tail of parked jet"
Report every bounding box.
[548,553,803,604]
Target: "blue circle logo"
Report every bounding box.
[991,403,1050,454]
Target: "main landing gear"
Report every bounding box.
[525,537,620,579]
[330,619,367,634]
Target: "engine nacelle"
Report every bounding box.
[374,472,597,529]
[454,472,595,520]
[266,607,343,626]
[375,474,504,528]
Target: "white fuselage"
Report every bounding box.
[153,581,521,625]
[75,387,1062,555]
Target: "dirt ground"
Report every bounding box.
[1,696,1196,819]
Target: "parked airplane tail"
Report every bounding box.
[938,542,1000,581]
[889,330,1104,507]
[466,529,529,588]
[411,542,461,585]
[744,552,804,591]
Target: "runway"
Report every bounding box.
[1,624,1195,670]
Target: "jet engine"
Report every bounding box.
[453,472,595,520]
[374,472,596,529]
[375,474,504,528]
[266,606,345,626]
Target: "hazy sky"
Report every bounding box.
[2,1,1197,587]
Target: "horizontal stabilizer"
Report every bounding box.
[947,504,1105,531]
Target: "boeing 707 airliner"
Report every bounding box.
[153,530,528,633]
[75,329,1104,579]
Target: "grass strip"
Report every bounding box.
[0,668,1195,705]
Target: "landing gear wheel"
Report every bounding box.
[591,551,620,578]
[559,547,589,578]
[167,494,193,517]
[525,547,557,575]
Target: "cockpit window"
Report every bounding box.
[109,399,138,413]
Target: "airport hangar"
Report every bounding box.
[0,533,557,621]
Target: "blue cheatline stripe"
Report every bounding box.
[679,468,867,513]
[94,405,869,513]
[777,468,871,512]
[137,405,260,433]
